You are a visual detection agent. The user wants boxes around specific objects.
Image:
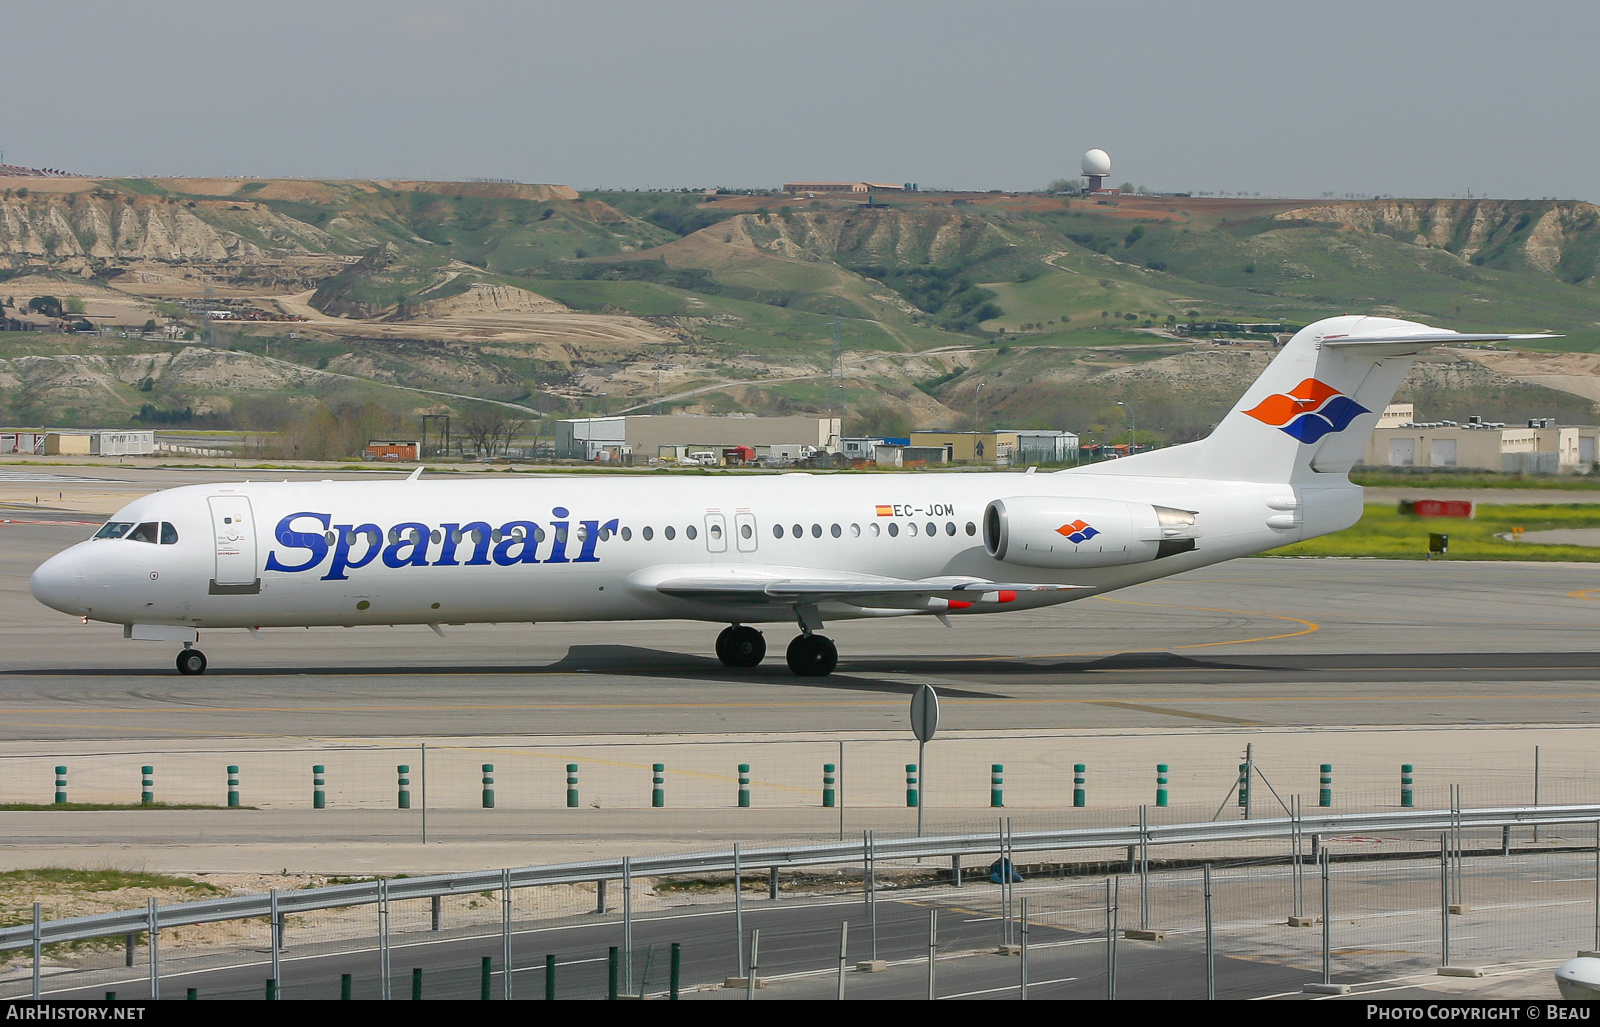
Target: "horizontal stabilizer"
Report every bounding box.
[1323,331,1558,349]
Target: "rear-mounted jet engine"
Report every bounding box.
[983,496,1198,568]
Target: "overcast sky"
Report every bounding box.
[8,1,1597,200]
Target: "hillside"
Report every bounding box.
[2,177,1599,449]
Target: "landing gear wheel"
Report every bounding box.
[175,648,207,676]
[785,634,837,677]
[716,625,767,668]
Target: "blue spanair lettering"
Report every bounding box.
[575,518,618,562]
[493,521,542,566]
[264,511,331,572]
[435,522,493,566]
[266,509,613,575]
[382,522,432,568]
[545,507,571,563]
[323,524,382,581]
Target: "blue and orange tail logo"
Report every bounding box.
[1243,378,1369,443]
[1056,519,1100,544]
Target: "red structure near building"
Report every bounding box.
[1399,499,1475,518]
[364,440,420,462]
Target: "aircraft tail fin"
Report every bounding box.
[1078,316,1555,484]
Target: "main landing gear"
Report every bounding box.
[176,645,207,676]
[714,623,838,676]
[785,633,837,677]
[715,625,767,668]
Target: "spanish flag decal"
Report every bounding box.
[875,505,894,516]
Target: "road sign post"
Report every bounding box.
[910,685,939,837]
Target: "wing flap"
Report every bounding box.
[655,575,1087,606]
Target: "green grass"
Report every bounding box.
[680,296,931,356]
[0,868,226,897]
[1267,503,1600,560]
[0,332,186,359]
[0,802,244,811]
[585,191,738,237]
[1351,470,1600,490]
[520,277,698,316]
[0,867,228,965]
[982,270,1192,331]
[995,327,1184,348]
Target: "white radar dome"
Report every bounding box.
[1082,148,1112,177]
[1556,957,1600,1000]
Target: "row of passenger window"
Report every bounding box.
[93,521,179,544]
[613,520,979,541]
[775,520,976,540]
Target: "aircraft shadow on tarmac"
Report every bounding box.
[9,646,1600,689]
[0,643,1005,697]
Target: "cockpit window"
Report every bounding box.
[93,522,133,539]
[160,522,179,545]
[127,522,161,544]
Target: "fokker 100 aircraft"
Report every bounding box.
[29,315,1548,677]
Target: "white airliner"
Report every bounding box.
[29,316,1549,677]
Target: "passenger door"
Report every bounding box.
[207,495,260,593]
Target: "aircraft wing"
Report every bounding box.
[654,572,1087,607]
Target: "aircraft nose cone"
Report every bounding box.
[30,551,86,614]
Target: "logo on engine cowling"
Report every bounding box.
[1056,519,1100,544]
[1243,378,1369,444]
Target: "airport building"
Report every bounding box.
[839,431,1077,467]
[870,443,950,468]
[910,431,1019,464]
[1363,404,1598,473]
[556,414,841,463]
[782,182,906,194]
[1,429,155,456]
[1015,429,1081,464]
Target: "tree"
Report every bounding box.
[269,400,406,461]
[28,296,62,318]
[459,405,530,459]
[852,404,912,439]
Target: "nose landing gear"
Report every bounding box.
[175,646,207,676]
[715,625,767,668]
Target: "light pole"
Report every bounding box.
[1115,401,1136,454]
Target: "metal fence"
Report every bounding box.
[2,736,1590,820]
[3,802,1597,1000]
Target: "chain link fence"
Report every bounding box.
[3,804,1596,1000]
